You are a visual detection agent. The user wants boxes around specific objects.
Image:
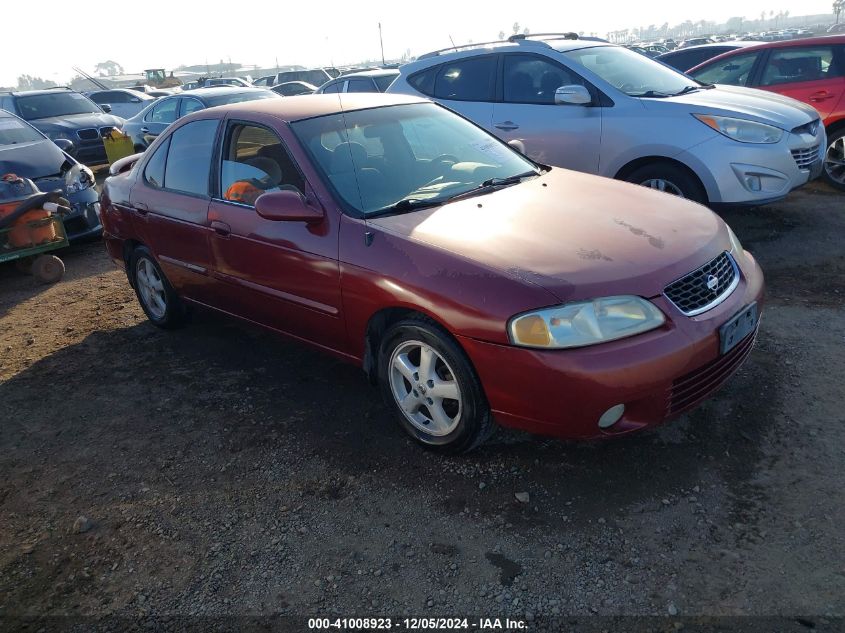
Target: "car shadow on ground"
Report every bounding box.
[0,301,784,530]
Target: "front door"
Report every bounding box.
[205,119,345,350]
[491,53,602,172]
[140,97,180,148]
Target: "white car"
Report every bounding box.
[87,89,155,119]
[388,34,825,206]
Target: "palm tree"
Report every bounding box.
[835,0,845,24]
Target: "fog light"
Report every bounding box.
[744,175,762,192]
[598,404,625,429]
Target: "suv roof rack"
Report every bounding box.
[418,32,580,60]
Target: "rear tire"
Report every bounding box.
[32,255,64,284]
[624,162,707,204]
[129,246,189,329]
[378,316,494,453]
[822,128,845,192]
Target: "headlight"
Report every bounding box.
[47,130,72,141]
[726,224,744,258]
[65,163,95,194]
[509,296,666,349]
[693,114,784,144]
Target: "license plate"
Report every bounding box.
[719,302,758,355]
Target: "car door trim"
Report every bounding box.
[210,270,340,316]
[158,254,208,275]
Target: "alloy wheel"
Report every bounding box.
[388,340,462,436]
[135,258,167,319]
[824,135,845,186]
[640,178,685,197]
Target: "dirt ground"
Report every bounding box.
[0,181,843,629]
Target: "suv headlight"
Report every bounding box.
[47,130,72,141]
[509,296,665,349]
[693,114,784,144]
[65,163,95,194]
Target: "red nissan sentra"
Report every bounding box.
[101,94,764,453]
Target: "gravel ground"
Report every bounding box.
[0,181,843,629]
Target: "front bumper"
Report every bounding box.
[682,128,826,205]
[458,251,765,440]
[64,189,102,242]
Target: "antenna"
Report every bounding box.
[379,23,386,66]
[448,35,457,49]
[72,66,108,90]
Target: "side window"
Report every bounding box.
[163,119,218,196]
[408,66,438,96]
[220,123,305,206]
[322,81,342,94]
[503,55,582,104]
[181,98,204,116]
[90,92,108,104]
[107,92,130,104]
[374,74,397,92]
[690,53,759,86]
[434,56,496,101]
[143,137,170,189]
[147,98,178,123]
[347,78,376,93]
[760,47,839,86]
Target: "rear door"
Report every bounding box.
[491,53,602,172]
[205,118,345,349]
[128,118,219,301]
[410,55,497,130]
[754,44,845,121]
[140,96,180,147]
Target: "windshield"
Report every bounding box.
[563,45,700,97]
[0,116,44,145]
[16,92,101,120]
[278,70,331,86]
[291,102,538,216]
[205,90,278,107]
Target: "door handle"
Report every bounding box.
[494,121,519,131]
[140,127,150,133]
[809,91,834,102]
[210,220,231,236]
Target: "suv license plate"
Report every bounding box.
[719,302,758,355]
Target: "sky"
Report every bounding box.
[1,0,833,86]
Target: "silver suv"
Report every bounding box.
[388,34,825,206]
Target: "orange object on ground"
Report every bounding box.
[9,208,57,247]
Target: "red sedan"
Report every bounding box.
[688,35,845,190]
[101,94,764,452]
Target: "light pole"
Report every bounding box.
[379,23,386,66]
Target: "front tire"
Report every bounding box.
[379,317,494,453]
[823,128,845,192]
[129,246,189,329]
[624,161,707,204]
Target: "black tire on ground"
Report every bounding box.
[31,255,64,284]
[129,246,189,329]
[822,127,845,192]
[378,316,495,454]
[623,161,708,204]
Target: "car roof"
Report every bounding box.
[204,93,428,123]
[688,34,845,71]
[661,41,760,55]
[182,86,270,100]
[340,69,400,78]
[2,87,76,97]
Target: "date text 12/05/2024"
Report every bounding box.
[307,617,528,629]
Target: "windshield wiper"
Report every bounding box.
[631,90,672,98]
[367,197,443,218]
[671,85,708,96]
[444,170,540,203]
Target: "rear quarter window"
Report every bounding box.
[434,56,496,101]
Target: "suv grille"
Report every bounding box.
[99,126,115,138]
[664,251,738,316]
[77,128,99,141]
[791,145,820,170]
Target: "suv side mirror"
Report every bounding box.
[53,138,75,153]
[101,104,112,113]
[255,189,324,223]
[554,85,592,106]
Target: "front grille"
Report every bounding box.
[99,126,115,138]
[791,145,820,170]
[667,324,758,416]
[664,251,738,316]
[77,128,98,141]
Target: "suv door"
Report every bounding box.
[411,55,497,129]
[129,118,219,301]
[755,44,844,121]
[492,53,602,172]
[205,118,344,349]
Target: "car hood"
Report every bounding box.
[367,169,731,302]
[0,140,70,179]
[648,84,818,129]
[29,112,125,132]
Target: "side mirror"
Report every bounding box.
[554,85,592,106]
[53,138,74,153]
[101,104,112,113]
[255,189,324,223]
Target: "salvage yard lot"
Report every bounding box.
[1,183,843,620]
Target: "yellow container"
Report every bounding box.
[103,130,135,165]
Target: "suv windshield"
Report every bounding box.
[292,102,539,216]
[0,116,43,145]
[563,45,700,97]
[15,92,101,120]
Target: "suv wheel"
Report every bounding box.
[624,162,707,204]
[379,317,494,453]
[823,128,845,192]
